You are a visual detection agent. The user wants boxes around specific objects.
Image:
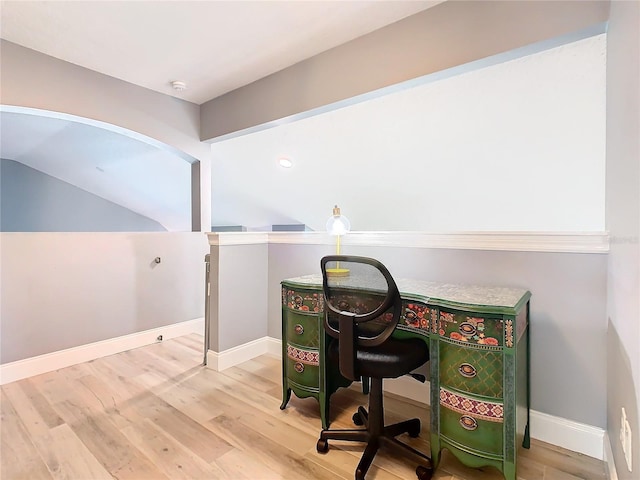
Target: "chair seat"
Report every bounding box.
[329,337,429,379]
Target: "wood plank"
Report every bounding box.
[0,390,53,480]
[50,398,170,480]
[134,369,226,423]
[200,371,321,436]
[221,360,282,392]
[31,423,112,480]
[172,333,205,353]
[28,366,169,480]
[128,395,234,463]
[2,379,64,438]
[207,413,339,480]
[120,418,225,479]
[214,448,283,479]
[206,388,315,456]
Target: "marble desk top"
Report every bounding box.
[283,274,530,313]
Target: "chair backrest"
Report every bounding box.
[320,255,402,380]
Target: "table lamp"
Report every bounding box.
[325,205,351,276]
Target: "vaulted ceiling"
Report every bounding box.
[0,1,442,230]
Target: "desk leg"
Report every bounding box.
[430,434,441,469]
[504,462,516,480]
[280,335,291,410]
[523,302,531,449]
[280,387,291,410]
[320,391,330,430]
[429,336,441,469]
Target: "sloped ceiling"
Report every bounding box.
[0,1,443,230]
[0,110,192,231]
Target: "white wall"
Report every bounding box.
[211,34,606,233]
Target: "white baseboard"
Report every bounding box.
[530,410,604,460]
[265,337,283,357]
[604,432,619,480]
[0,318,204,385]
[206,336,281,371]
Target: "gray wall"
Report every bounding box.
[201,0,609,141]
[0,232,209,364]
[0,40,208,165]
[212,243,269,351]
[268,242,607,429]
[1,159,166,232]
[605,0,640,476]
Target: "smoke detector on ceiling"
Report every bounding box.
[171,81,187,91]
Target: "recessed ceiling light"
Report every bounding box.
[278,157,293,168]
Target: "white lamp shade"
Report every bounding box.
[326,213,351,236]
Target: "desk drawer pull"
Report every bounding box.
[459,322,477,337]
[294,324,304,335]
[458,363,477,378]
[294,362,305,373]
[459,415,478,431]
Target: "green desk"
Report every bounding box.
[280,274,531,480]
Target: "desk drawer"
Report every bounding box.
[438,308,504,347]
[283,287,322,313]
[286,311,320,348]
[440,388,504,456]
[286,345,320,388]
[440,342,503,399]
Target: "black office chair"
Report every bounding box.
[316,255,432,480]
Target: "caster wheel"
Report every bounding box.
[416,465,432,480]
[316,438,329,453]
[352,412,364,426]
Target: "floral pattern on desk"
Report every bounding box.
[402,302,434,332]
[439,310,503,348]
[283,287,322,313]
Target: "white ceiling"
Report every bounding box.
[1,0,442,105]
[0,0,443,231]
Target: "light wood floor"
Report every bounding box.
[1,334,606,480]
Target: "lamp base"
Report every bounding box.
[326,268,350,277]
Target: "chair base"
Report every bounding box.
[316,379,432,480]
